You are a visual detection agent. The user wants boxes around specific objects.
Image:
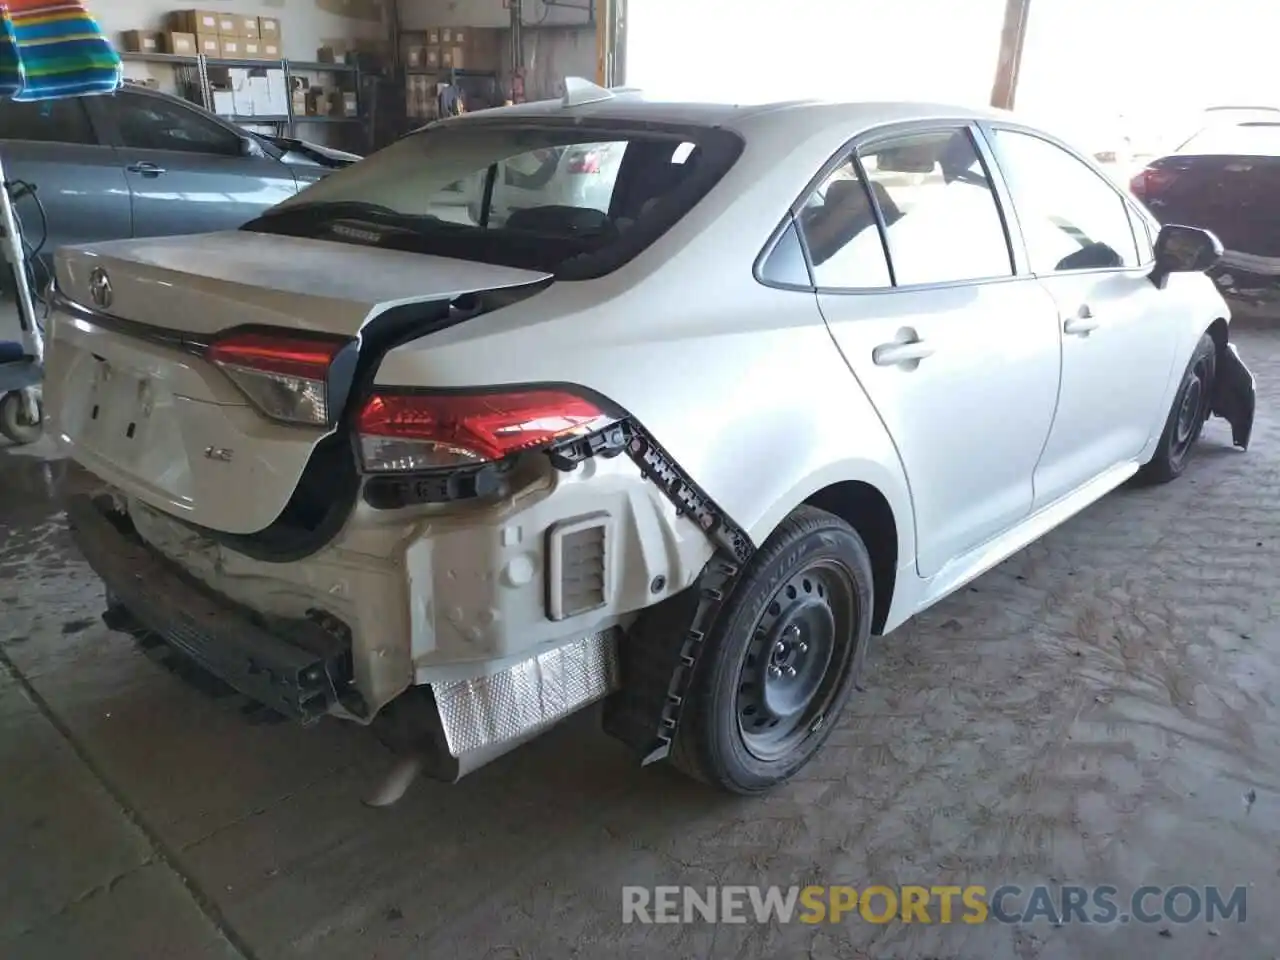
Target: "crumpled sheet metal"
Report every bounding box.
[432,629,621,757]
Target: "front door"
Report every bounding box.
[984,126,1179,509]
[92,90,297,238]
[0,98,132,272]
[808,125,1063,578]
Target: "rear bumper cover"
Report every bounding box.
[66,494,354,724]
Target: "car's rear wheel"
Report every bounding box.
[0,390,42,445]
[671,506,873,794]
[1138,332,1216,484]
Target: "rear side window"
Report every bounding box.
[251,124,743,280]
[857,129,1013,286]
[796,128,1013,290]
[0,99,96,145]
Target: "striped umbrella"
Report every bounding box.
[0,0,121,101]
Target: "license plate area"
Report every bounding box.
[81,355,160,466]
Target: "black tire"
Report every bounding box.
[1137,332,1216,484]
[0,390,42,445]
[670,505,874,794]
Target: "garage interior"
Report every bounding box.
[2,1,1279,959]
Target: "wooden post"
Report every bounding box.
[596,0,612,86]
[990,0,1031,110]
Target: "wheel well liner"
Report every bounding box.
[804,481,897,634]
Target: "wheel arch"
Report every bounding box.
[747,460,914,637]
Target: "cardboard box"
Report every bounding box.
[120,30,160,53]
[195,33,220,57]
[212,89,235,116]
[426,27,441,45]
[242,39,263,59]
[327,89,357,117]
[467,28,502,71]
[424,46,441,70]
[258,16,281,40]
[306,89,327,116]
[160,31,197,55]
[170,9,220,35]
[261,41,281,59]
[441,45,465,70]
[440,27,456,44]
[291,86,309,116]
[234,15,260,39]
[219,36,242,58]
[451,28,468,46]
[406,45,425,69]
[215,14,237,36]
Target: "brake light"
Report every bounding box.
[1130,166,1178,199]
[207,331,346,426]
[356,388,616,472]
[567,150,601,174]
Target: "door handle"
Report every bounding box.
[1063,306,1099,337]
[872,337,935,367]
[127,161,166,177]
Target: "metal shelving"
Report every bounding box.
[120,51,365,140]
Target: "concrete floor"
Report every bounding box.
[2,328,1280,960]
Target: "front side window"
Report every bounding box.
[104,93,242,156]
[990,128,1140,274]
[249,123,741,279]
[0,99,96,145]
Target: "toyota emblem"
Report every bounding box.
[88,267,112,310]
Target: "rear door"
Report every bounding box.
[809,124,1063,579]
[984,125,1178,509]
[90,90,298,237]
[0,98,131,276]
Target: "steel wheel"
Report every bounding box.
[735,560,859,762]
[1169,349,1213,469]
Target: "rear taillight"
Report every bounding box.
[567,150,601,174]
[1130,166,1178,199]
[356,388,616,472]
[207,331,347,426]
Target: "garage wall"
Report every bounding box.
[399,0,595,100]
[399,0,588,30]
[97,0,387,61]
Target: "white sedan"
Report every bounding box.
[43,86,1255,798]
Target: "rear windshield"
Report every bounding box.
[243,119,743,280]
[1177,122,1280,157]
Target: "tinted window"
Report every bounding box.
[759,218,811,287]
[251,124,743,280]
[796,160,892,289]
[0,99,96,144]
[1178,122,1280,157]
[857,129,1013,286]
[106,93,241,156]
[991,128,1140,273]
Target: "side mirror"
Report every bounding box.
[1151,224,1223,288]
[239,136,263,158]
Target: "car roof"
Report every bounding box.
[446,93,1012,139]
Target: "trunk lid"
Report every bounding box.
[46,232,551,535]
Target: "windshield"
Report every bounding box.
[245,119,743,279]
[1177,122,1280,157]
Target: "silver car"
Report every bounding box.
[0,85,357,287]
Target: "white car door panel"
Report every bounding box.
[986,126,1179,508]
[821,282,1062,578]
[805,127,1062,579]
